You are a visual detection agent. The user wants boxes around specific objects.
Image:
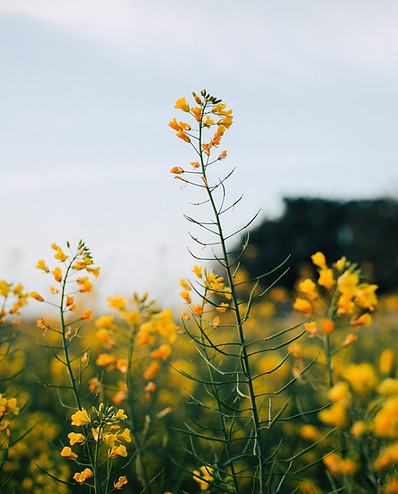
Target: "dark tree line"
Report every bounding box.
[239,197,398,293]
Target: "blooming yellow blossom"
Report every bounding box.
[311,252,327,269]
[80,309,93,321]
[180,290,191,304]
[293,297,313,315]
[95,315,115,330]
[108,296,126,312]
[304,321,318,337]
[52,267,62,282]
[36,260,49,272]
[114,409,127,420]
[373,397,398,439]
[341,363,377,395]
[355,284,378,311]
[109,444,128,458]
[143,361,160,380]
[298,279,318,300]
[73,468,93,483]
[114,476,128,489]
[71,409,90,426]
[319,402,348,429]
[378,378,398,396]
[175,97,190,112]
[350,313,372,326]
[321,318,335,334]
[350,421,366,438]
[30,292,44,302]
[150,344,171,360]
[323,453,357,475]
[343,333,358,347]
[68,432,86,445]
[318,268,335,290]
[61,446,78,460]
[373,442,398,470]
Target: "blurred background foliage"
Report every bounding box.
[240,197,398,293]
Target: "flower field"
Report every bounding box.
[1,91,398,493]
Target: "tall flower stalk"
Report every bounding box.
[171,91,307,493]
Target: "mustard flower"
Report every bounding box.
[311,251,327,269]
[114,476,128,489]
[68,432,86,445]
[175,97,190,112]
[36,259,49,273]
[71,408,90,426]
[298,279,318,300]
[293,297,313,315]
[73,468,93,484]
[61,446,78,460]
[143,361,160,381]
[30,292,44,302]
[193,465,214,491]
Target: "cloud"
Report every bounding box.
[3,0,398,84]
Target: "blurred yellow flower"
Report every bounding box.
[293,297,313,315]
[30,292,44,302]
[342,363,377,395]
[193,465,214,491]
[318,268,335,290]
[319,402,348,429]
[311,252,327,269]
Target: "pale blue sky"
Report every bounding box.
[1,1,398,310]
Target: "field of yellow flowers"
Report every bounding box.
[1,91,398,493]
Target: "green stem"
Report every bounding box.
[198,105,266,493]
[59,255,102,494]
[126,323,150,494]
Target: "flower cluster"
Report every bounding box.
[32,241,99,324]
[170,90,232,178]
[0,280,28,325]
[62,404,130,485]
[293,252,377,345]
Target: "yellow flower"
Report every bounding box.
[86,266,100,278]
[378,378,398,396]
[338,271,359,297]
[0,281,10,297]
[323,453,357,475]
[36,260,49,273]
[73,468,93,483]
[319,402,349,429]
[298,279,318,300]
[337,293,355,315]
[96,353,116,367]
[30,291,44,302]
[311,252,327,269]
[293,297,313,315]
[191,304,203,317]
[52,267,62,282]
[343,333,358,347]
[193,465,214,491]
[114,476,128,489]
[321,318,335,334]
[71,409,90,426]
[119,428,131,443]
[150,344,171,360]
[191,107,202,122]
[218,150,227,160]
[318,268,335,290]
[380,349,395,376]
[328,382,350,402]
[354,284,378,311]
[180,279,190,290]
[114,409,127,420]
[304,321,318,337]
[180,290,191,304]
[54,247,68,262]
[95,315,115,330]
[123,310,141,325]
[143,361,160,380]
[68,432,86,445]
[108,296,126,312]
[175,97,190,112]
[373,442,398,470]
[300,424,320,441]
[170,166,184,174]
[109,444,128,457]
[350,313,372,326]
[61,446,78,460]
[341,363,377,395]
[373,397,398,439]
[350,421,366,438]
[80,309,93,321]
